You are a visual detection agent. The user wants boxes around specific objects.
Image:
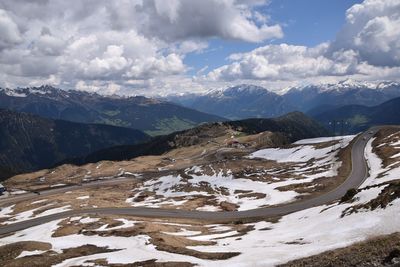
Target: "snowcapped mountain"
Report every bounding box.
[166,80,400,120]
[285,80,400,116]
[0,85,224,135]
[0,85,129,102]
[289,79,400,93]
[0,85,71,99]
[208,84,270,97]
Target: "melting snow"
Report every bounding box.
[79,217,100,224]
[294,135,356,145]
[76,195,90,200]
[31,199,48,205]
[127,173,299,210]
[50,183,67,188]
[249,135,355,163]
[16,250,46,258]
[129,135,355,210]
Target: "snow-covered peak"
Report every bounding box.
[26,85,60,95]
[0,85,65,98]
[376,81,400,89]
[314,79,375,91]
[0,85,105,100]
[0,87,27,97]
[207,84,271,98]
[289,79,400,93]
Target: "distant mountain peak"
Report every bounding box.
[376,81,400,89]
[290,79,400,93]
[207,84,272,98]
[0,85,65,98]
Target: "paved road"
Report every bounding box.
[0,129,377,235]
[0,170,173,207]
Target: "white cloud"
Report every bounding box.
[75,80,121,95]
[208,43,359,81]
[174,40,209,54]
[0,0,398,96]
[82,45,129,79]
[134,0,282,43]
[207,0,400,85]
[330,0,400,67]
[126,53,185,79]
[0,0,279,94]
[0,9,21,50]
[32,29,66,56]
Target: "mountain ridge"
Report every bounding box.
[311,96,400,133]
[166,80,400,120]
[60,111,328,166]
[0,85,225,136]
[0,109,150,180]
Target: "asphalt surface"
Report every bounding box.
[0,129,377,235]
[0,170,173,207]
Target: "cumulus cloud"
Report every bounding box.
[207,43,360,81]
[0,0,280,93]
[32,28,66,56]
[329,0,400,67]
[0,0,398,95]
[207,0,400,84]
[135,0,282,42]
[0,9,21,50]
[126,53,185,79]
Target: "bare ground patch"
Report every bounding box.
[0,242,118,267]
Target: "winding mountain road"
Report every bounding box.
[0,129,377,235]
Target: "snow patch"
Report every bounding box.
[76,195,90,200]
[17,250,46,258]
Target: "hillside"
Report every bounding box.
[167,81,400,120]
[62,111,328,166]
[0,86,225,136]
[2,124,399,267]
[0,109,150,180]
[312,96,400,133]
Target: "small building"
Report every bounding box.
[226,139,246,148]
[0,183,6,195]
[226,139,240,147]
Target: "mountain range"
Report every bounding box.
[0,85,224,136]
[312,96,400,133]
[166,80,400,120]
[0,109,149,180]
[2,80,400,179]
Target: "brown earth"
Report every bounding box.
[0,243,118,267]
[373,127,400,169]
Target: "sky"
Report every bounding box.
[0,0,399,96]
